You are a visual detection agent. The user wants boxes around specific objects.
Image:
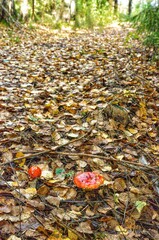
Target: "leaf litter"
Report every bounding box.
[0,24,159,240]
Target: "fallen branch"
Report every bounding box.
[0,127,94,166]
[1,150,159,173]
[0,126,158,172]
[50,151,159,172]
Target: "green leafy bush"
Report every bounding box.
[131,3,159,50]
[74,0,113,28]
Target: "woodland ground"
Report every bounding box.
[0,23,159,240]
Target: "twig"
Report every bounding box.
[50,214,86,240]
[0,127,94,166]
[49,151,159,172]
[0,126,158,172]
[1,150,159,173]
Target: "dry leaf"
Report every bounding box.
[113,178,127,192]
[2,151,13,163]
[68,229,78,240]
[76,221,93,234]
[7,235,21,240]
[45,196,61,207]
[15,151,26,167]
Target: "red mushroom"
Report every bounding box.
[28,166,42,179]
[73,172,104,190]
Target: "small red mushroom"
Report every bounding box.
[73,172,104,190]
[28,166,42,179]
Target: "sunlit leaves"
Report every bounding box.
[0,23,158,240]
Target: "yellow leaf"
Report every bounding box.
[68,229,78,240]
[115,225,128,235]
[116,154,124,160]
[135,201,147,213]
[14,188,37,199]
[151,144,159,151]
[44,102,52,108]
[15,152,26,167]
[136,100,147,119]
[127,128,138,134]
[37,226,49,236]
[47,229,63,240]
[123,130,133,136]
[148,131,156,138]
[24,103,31,108]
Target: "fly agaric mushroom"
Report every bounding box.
[73,172,104,190]
[28,166,42,179]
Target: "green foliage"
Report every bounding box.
[131,3,159,50]
[74,0,113,29]
[132,5,159,33]
[6,29,21,43]
[55,168,74,178]
[4,0,115,29]
[143,32,159,48]
[124,31,140,45]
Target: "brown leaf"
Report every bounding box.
[65,188,77,200]
[37,185,50,196]
[45,196,61,207]
[2,150,13,163]
[113,178,127,192]
[76,221,93,234]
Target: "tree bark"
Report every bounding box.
[0,0,16,21]
[114,0,118,14]
[128,0,133,15]
[20,0,29,21]
[32,0,35,20]
[108,0,113,11]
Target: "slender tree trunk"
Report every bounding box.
[75,0,80,27]
[0,0,6,20]
[108,0,113,11]
[32,0,35,20]
[128,0,133,15]
[20,0,29,21]
[0,0,16,21]
[114,0,118,14]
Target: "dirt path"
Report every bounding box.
[0,24,159,240]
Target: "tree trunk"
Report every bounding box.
[128,0,133,15]
[108,0,113,12]
[75,0,80,27]
[32,0,35,20]
[20,0,29,21]
[114,0,118,14]
[59,0,76,22]
[0,0,16,21]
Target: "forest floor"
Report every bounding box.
[0,23,159,240]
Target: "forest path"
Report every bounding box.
[0,24,159,240]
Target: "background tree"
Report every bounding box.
[128,0,133,15]
[131,0,159,58]
[114,0,118,14]
[19,0,29,21]
[0,0,16,21]
[31,0,35,20]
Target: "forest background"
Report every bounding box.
[0,0,159,52]
[0,0,159,240]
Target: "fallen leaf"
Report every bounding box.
[68,229,78,240]
[76,221,93,234]
[113,178,127,192]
